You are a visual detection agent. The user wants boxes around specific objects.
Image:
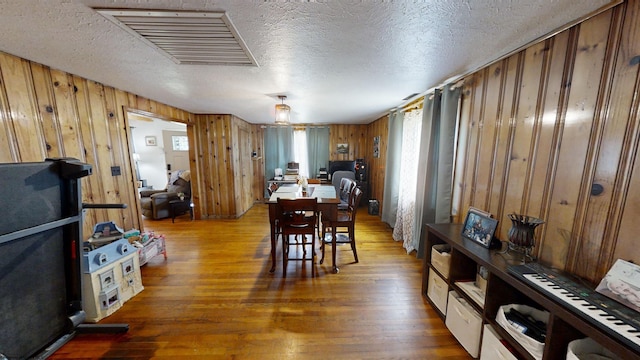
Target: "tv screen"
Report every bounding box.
[328,160,355,176]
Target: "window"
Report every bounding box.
[263,126,329,184]
[172,135,189,151]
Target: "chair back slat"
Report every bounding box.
[336,177,357,208]
[277,198,318,233]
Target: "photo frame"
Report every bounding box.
[145,136,157,146]
[462,208,498,248]
[337,143,349,154]
[373,136,380,158]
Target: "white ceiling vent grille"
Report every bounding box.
[95,9,257,66]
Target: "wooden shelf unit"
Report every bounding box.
[422,223,640,360]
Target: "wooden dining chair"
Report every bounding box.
[332,172,355,208]
[267,182,279,196]
[277,197,318,277]
[320,186,363,266]
[336,177,357,210]
[304,178,323,236]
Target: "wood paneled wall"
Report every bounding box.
[454,0,640,282]
[231,116,255,216]
[250,124,265,203]
[329,124,369,160]
[192,114,259,218]
[365,116,389,210]
[0,51,191,238]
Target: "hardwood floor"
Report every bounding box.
[51,204,471,359]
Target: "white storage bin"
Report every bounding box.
[427,269,449,314]
[445,290,482,358]
[480,324,518,360]
[566,338,622,360]
[496,304,549,360]
[431,244,451,278]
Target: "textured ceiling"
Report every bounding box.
[0,0,618,124]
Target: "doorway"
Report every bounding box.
[128,112,188,191]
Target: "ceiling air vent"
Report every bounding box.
[95,9,257,66]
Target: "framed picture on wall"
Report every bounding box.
[145,136,157,146]
[373,136,380,158]
[461,208,498,248]
[337,143,349,154]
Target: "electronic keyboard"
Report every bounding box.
[508,262,640,353]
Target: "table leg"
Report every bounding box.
[332,225,339,274]
[270,220,277,273]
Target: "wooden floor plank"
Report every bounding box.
[50,204,472,359]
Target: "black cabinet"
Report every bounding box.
[355,181,368,206]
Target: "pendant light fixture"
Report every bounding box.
[275,95,290,124]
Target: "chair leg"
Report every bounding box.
[351,240,358,263]
[282,234,288,276]
[350,224,358,263]
[311,234,315,277]
[302,234,307,258]
[319,225,327,264]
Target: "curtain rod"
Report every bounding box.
[393,77,465,114]
[401,97,424,113]
[449,79,465,90]
[260,125,329,128]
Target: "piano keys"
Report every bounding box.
[508,262,640,354]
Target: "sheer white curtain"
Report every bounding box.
[293,129,309,178]
[393,108,423,253]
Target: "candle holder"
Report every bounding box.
[506,213,544,262]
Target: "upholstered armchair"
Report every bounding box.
[140,170,191,220]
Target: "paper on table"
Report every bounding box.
[275,185,298,193]
[269,192,296,201]
[311,186,336,198]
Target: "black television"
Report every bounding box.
[328,160,355,178]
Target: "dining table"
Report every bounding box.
[266,184,341,274]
